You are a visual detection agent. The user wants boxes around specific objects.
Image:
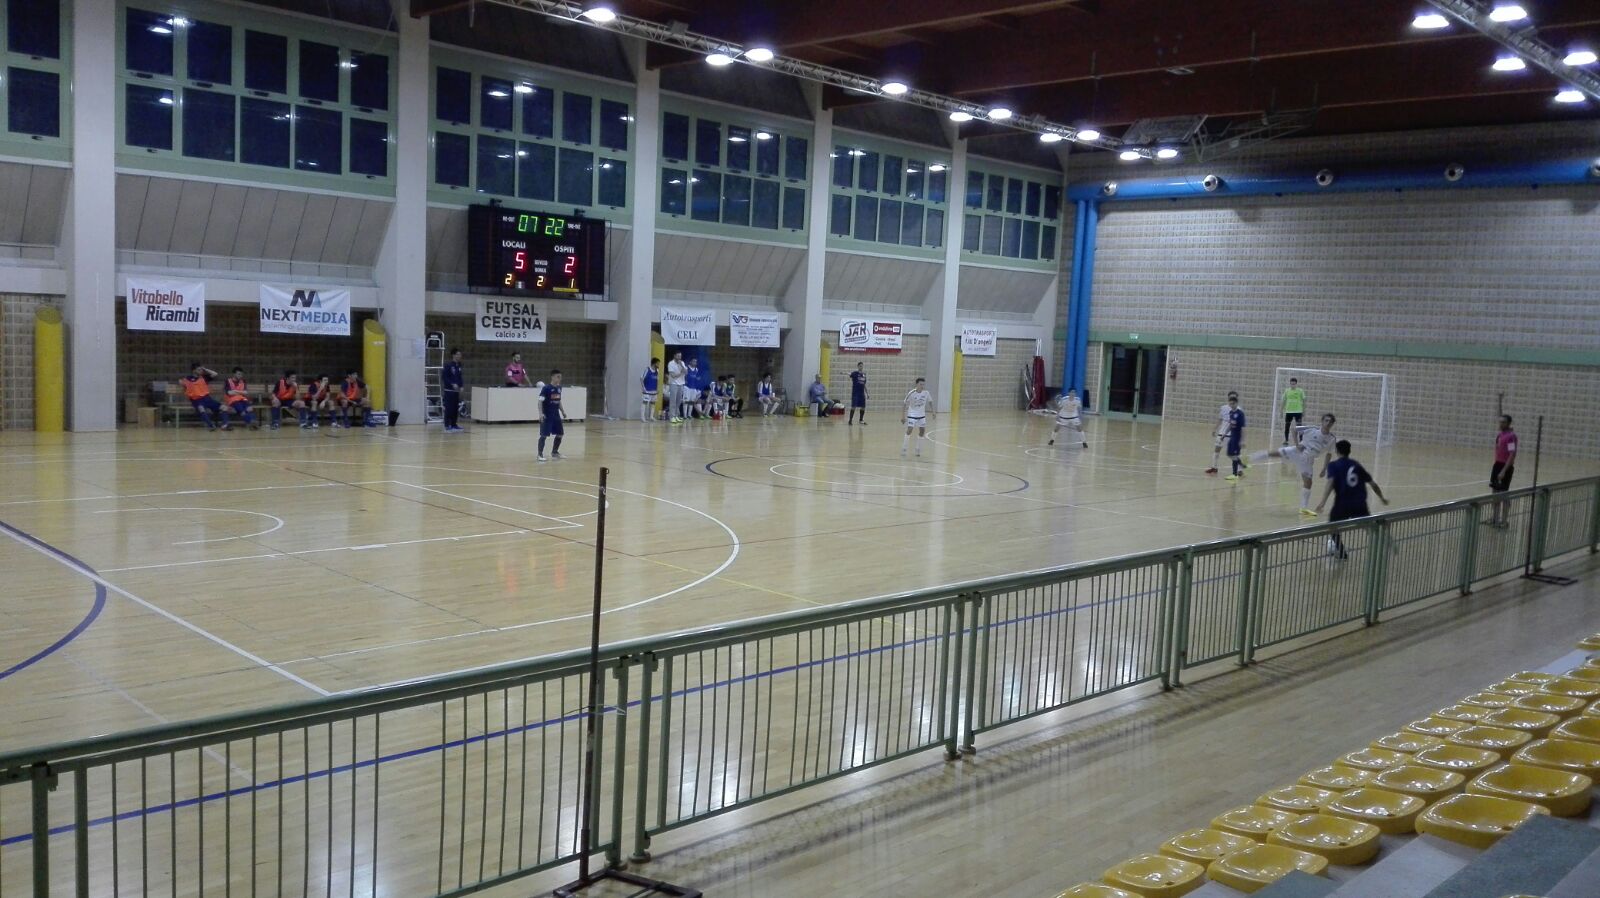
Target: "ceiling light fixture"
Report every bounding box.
[928,163,947,172]
[744,47,774,63]
[487,88,510,97]
[148,23,172,34]
[1493,55,1527,72]
[169,17,189,27]
[1076,128,1101,142]
[1554,88,1586,103]
[1119,150,1142,161]
[986,107,1013,120]
[754,130,772,140]
[1039,132,1063,144]
[1564,50,1598,66]
[577,3,617,24]
[1488,4,1528,23]
[706,50,737,67]
[515,83,534,94]
[1156,147,1179,159]
[158,95,174,105]
[948,111,973,122]
[1411,13,1450,30]
[728,134,747,143]
[881,81,909,96]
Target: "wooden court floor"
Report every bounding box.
[3,411,1596,753]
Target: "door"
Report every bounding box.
[1102,343,1167,419]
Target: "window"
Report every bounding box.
[690,171,720,222]
[518,142,555,201]
[182,88,235,161]
[694,118,720,167]
[961,214,981,252]
[1025,181,1042,217]
[1006,178,1023,215]
[928,168,947,203]
[726,125,751,171]
[187,21,232,85]
[881,155,902,196]
[853,195,877,242]
[1044,185,1061,220]
[858,151,879,192]
[294,106,340,172]
[298,41,340,102]
[599,99,628,151]
[435,67,470,123]
[350,53,388,111]
[8,0,60,59]
[597,158,626,207]
[904,163,924,200]
[755,133,778,177]
[521,85,553,139]
[830,142,948,251]
[982,215,1002,255]
[240,98,290,167]
[7,67,57,137]
[1041,224,1057,261]
[901,203,923,247]
[1021,220,1040,260]
[877,199,900,244]
[562,92,591,145]
[666,111,799,233]
[986,175,1004,212]
[785,137,807,180]
[662,112,688,160]
[963,168,1064,261]
[829,193,850,236]
[752,179,779,229]
[435,131,469,186]
[965,171,983,209]
[476,134,514,195]
[126,8,174,76]
[926,208,944,249]
[244,31,287,94]
[557,147,592,205]
[125,84,173,149]
[480,77,513,131]
[660,167,687,215]
[1002,218,1022,257]
[832,147,853,189]
[722,174,751,226]
[782,186,805,230]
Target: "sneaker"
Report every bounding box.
[310,422,319,429]
[1225,474,1240,481]
[1048,439,1055,446]
[299,423,311,429]
[1204,467,1218,475]
[249,422,260,430]
[1300,507,1318,517]
[900,448,907,456]
[536,454,547,462]
[220,423,232,431]
[1081,442,1089,448]
[551,451,562,459]
[270,423,281,430]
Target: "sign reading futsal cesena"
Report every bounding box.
[660,307,716,345]
[729,310,780,348]
[259,285,352,336]
[125,277,206,332]
[475,298,547,343]
[839,318,903,353]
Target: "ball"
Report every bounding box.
[535,381,545,390]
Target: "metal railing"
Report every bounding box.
[3,477,1596,896]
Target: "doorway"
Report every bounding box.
[1102,343,1167,419]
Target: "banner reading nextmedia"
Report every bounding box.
[259,285,353,336]
[729,310,780,348]
[660,307,716,346]
[125,277,206,332]
[960,325,998,357]
[476,298,547,343]
[839,318,903,353]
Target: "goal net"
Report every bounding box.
[1269,368,1397,450]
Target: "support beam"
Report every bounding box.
[779,87,831,402]
[375,0,430,423]
[605,39,661,419]
[1426,0,1600,101]
[687,0,1078,49]
[64,0,117,431]
[925,136,966,413]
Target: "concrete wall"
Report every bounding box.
[1,294,60,430]
[959,337,1034,411]
[821,331,929,411]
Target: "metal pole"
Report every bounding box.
[1522,417,1543,577]
[576,467,609,880]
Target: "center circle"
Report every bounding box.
[768,461,965,489]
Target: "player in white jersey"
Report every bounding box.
[901,378,934,457]
[1250,413,1337,515]
[1049,389,1088,448]
[1206,391,1240,474]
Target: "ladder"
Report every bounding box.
[423,331,445,423]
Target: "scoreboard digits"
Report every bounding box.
[466,205,607,298]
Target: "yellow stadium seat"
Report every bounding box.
[1436,704,1495,723]
[1299,765,1375,791]
[1372,732,1444,754]
[1405,717,1474,738]
[1372,765,1467,801]
[1551,716,1600,745]
[1468,763,1594,817]
[1585,699,1600,717]
[1460,691,1517,710]
[1159,828,1256,866]
[1507,671,1559,685]
[1101,854,1205,898]
[1488,679,1547,697]
[1582,655,1600,668]
[1206,844,1328,894]
[1448,725,1534,753]
[1577,634,1600,651]
[1511,738,1600,776]
[1416,794,1549,850]
[1267,814,1382,866]
[1541,678,1600,700]
[1413,744,1503,776]
[1562,666,1600,683]
[1513,693,1587,718]
[1258,785,1340,814]
[1339,747,1411,771]
[1055,884,1142,898]
[1211,805,1298,841]
[1479,708,1561,736]
[1322,787,1427,835]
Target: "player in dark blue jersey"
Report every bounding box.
[641,358,660,422]
[1221,398,1248,481]
[848,362,868,425]
[1315,439,1389,559]
[537,370,566,461]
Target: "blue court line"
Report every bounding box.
[0,522,1450,847]
[0,519,109,683]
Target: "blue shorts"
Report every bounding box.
[1226,436,1243,456]
[191,397,221,414]
[851,390,866,408]
[540,416,564,437]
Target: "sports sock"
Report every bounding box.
[1232,457,1242,475]
[1301,487,1312,508]
[552,436,562,454]
[538,436,547,455]
[916,435,924,454]
[902,434,910,451]
[271,407,281,426]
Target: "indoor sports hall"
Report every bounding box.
[2,2,1599,897]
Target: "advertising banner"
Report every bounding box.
[476,298,547,343]
[259,286,353,336]
[838,318,903,353]
[729,310,780,348]
[660,307,716,345]
[125,278,205,332]
[960,325,998,357]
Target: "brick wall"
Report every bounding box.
[117,304,369,409]
[1,293,61,430]
[959,337,1033,411]
[707,332,783,408]
[821,332,930,411]
[423,314,607,414]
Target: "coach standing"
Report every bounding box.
[441,349,465,433]
[666,351,688,424]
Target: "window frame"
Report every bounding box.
[960,158,1065,269]
[827,130,950,258]
[656,99,808,239]
[0,0,70,157]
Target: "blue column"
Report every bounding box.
[1062,200,1098,399]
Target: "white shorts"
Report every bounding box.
[905,415,927,429]
[642,391,657,401]
[1282,446,1316,477]
[1056,415,1081,427]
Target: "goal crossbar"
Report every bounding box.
[1268,367,1396,450]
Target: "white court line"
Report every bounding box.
[99,529,533,573]
[0,524,328,696]
[379,481,591,528]
[768,461,964,489]
[94,507,287,545]
[0,482,342,507]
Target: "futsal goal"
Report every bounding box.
[1269,367,1397,449]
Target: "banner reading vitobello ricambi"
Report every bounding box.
[660,307,716,346]
[729,310,780,348]
[125,277,206,332]
[960,325,998,357]
[259,286,353,336]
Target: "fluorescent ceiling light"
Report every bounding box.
[1156,147,1179,159]
[487,89,510,97]
[881,81,909,96]
[754,131,773,140]
[1119,150,1142,161]
[949,111,974,122]
[515,84,534,94]
[1039,132,1063,143]
[1411,13,1450,29]
[169,17,189,27]
[706,51,736,67]
[848,149,866,156]
[1493,55,1527,72]
[148,24,172,33]
[744,47,774,63]
[905,166,920,173]
[728,134,747,142]
[1076,128,1101,142]
[986,107,1013,120]
[158,95,174,105]
[578,4,616,23]
[1554,89,1586,103]
[1488,4,1528,23]
[1564,50,1598,66]
[928,163,946,172]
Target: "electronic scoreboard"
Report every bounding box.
[466,204,607,298]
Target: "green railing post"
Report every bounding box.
[974,592,992,736]
[653,654,673,836]
[1530,488,1551,573]
[1590,480,1600,554]
[1235,543,1256,667]
[936,603,953,760]
[1364,519,1389,625]
[1244,542,1268,665]
[1171,550,1195,687]
[32,764,53,898]
[606,658,630,869]
[630,654,657,864]
[1458,503,1479,596]
[961,593,981,754]
[945,600,965,761]
[1158,558,1177,691]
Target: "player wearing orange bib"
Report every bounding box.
[337,370,372,428]
[181,363,229,431]
[224,368,259,430]
[270,370,307,429]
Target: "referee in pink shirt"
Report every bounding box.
[1489,415,1518,529]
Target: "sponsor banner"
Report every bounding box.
[475,298,547,343]
[729,310,780,348]
[259,286,353,336]
[660,307,716,346]
[125,277,206,332]
[838,318,903,353]
[960,325,998,357]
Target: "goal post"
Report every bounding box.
[1269,367,1396,450]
